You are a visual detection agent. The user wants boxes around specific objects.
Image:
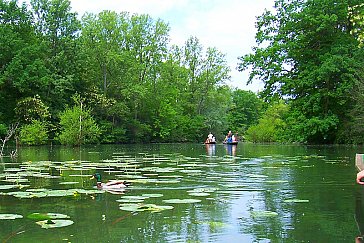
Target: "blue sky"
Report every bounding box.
[69,0,276,92]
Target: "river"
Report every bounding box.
[0,143,362,242]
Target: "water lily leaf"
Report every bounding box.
[36,219,74,229]
[119,203,173,212]
[266,180,289,183]
[119,195,148,200]
[116,199,145,203]
[3,178,29,183]
[26,188,48,192]
[179,169,202,174]
[59,182,79,185]
[163,199,201,204]
[187,188,218,193]
[7,191,37,198]
[188,192,210,197]
[141,193,164,198]
[251,211,278,218]
[284,199,309,203]
[0,185,19,190]
[27,213,70,220]
[247,174,268,178]
[196,221,228,228]
[4,168,22,172]
[0,214,23,220]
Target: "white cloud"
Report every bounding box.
[68,0,275,92]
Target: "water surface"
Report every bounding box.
[0,143,362,242]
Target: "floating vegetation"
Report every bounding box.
[163,199,201,204]
[187,187,218,193]
[188,192,210,197]
[0,213,23,220]
[265,180,289,184]
[5,189,105,198]
[36,219,74,229]
[59,182,79,185]
[250,211,278,218]
[3,178,29,183]
[128,178,180,184]
[141,193,164,198]
[179,169,202,174]
[119,203,174,212]
[0,185,20,190]
[117,198,145,203]
[27,213,70,220]
[246,174,269,178]
[196,220,228,229]
[283,199,309,203]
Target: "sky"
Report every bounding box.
[68,0,276,92]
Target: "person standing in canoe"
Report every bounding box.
[205,132,215,143]
[224,131,233,143]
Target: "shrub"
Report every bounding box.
[19,120,48,145]
[57,105,100,146]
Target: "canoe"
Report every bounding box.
[205,141,216,144]
[356,154,364,184]
[223,141,238,145]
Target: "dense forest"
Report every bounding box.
[0,0,364,148]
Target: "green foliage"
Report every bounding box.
[349,3,364,47]
[239,0,364,143]
[57,100,100,146]
[98,120,127,144]
[7,0,364,144]
[19,120,48,145]
[15,95,50,124]
[0,123,7,137]
[227,89,263,135]
[246,102,288,143]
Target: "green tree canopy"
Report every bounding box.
[239,0,364,144]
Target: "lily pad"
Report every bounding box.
[119,195,148,200]
[247,174,268,178]
[0,185,19,190]
[59,182,79,185]
[116,199,145,203]
[266,180,289,183]
[7,191,37,198]
[28,213,70,220]
[284,199,309,203]
[141,193,164,198]
[188,192,210,197]
[196,221,228,228]
[163,198,201,204]
[0,214,23,220]
[36,219,74,229]
[119,203,174,212]
[187,188,218,193]
[251,211,278,218]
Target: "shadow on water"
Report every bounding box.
[356,188,364,242]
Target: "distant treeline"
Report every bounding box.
[1,0,364,146]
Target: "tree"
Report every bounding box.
[0,0,38,123]
[30,0,81,112]
[246,101,288,143]
[19,120,48,145]
[57,95,100,146]
[239,0,364,143]
[349,3,364,47]
[15,95,51,124]
[227,89,263,135]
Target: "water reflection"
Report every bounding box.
[356,190,364,242]
[224,144,236,156]
[0,144,361,242]
[205,144,216,156]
